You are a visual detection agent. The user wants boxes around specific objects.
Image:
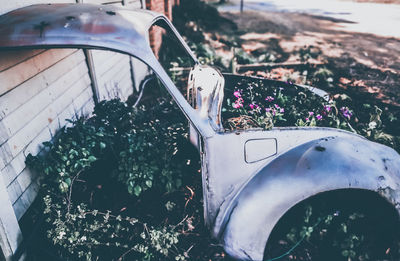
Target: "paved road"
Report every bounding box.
[218,0,400,38]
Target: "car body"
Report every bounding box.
[1,4,400,260]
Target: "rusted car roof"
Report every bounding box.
[0,4,160,61]
[0,3,213,138]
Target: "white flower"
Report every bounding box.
[369,121,377,130]
[57,231,66,240]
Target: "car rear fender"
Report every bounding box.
[218,135,400,260]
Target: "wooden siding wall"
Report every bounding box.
[0,0,143,224]
[0,49,94,220]
[1,0,76,16]
[91,50,135,101]
[81,0,144,101]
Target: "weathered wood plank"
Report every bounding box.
[11,198,27,224]
[92,51,120,77]
[0,153,4,171]
[0,0,75,16]
[110,65,133,100]
[0,50,84,120]
[0,59,88,139]
[0,50,45,73]
[2,62,87,140]
[48,84,93,131]
[0,174,22,259]
[1,75,91,165]
[0,49,76,96]
[93,51,130,79]
[73,89,95,115]
[2,87,93,194]
[21,127,53,166]
[0,144,13,174]
[1,152,26,188]
[77,99,96,119]
[120,74,134,100]
[97,54,132,99]
[16,168,38,194]
[6,180,22,206]
[1,84,93,195]
[23,83,93,158]
[15,180,40,220]
[13,180,40,221]
[103,57,130,85]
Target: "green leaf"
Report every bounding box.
[59,181,69,193]
[64,177,71,186]
[88,156,97,162]
[133,185,142,197]
[145,180,152,188]
[127,185,133,194]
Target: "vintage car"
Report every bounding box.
[1,4,400,260]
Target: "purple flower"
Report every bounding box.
[324,105,331,112]
[280,108,285,113]
[274,104,280,109]
[316,114,322,120]
[308,111,314,117]
[265,96,275,102]
[340,107,352,119]
[265,108,272,112]
[233,90,241,98]
[233,98,243,109]
[250,103,260,109]
[305,117,310,122]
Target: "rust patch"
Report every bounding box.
[48,118,53,123]
[81,24,116,34]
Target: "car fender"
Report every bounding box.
[218,135,400,261]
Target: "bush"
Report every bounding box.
[116,99,189,196]
[26,98,196,260]
[42,195,182,261]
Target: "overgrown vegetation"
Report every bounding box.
[26,94,226,260]
[265,190,400,261]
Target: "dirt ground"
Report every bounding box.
[218,10,400,106]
